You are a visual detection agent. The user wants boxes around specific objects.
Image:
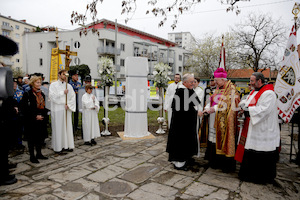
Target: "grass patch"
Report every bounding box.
[97,106,161,126]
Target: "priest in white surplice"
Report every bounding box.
[236,72,280,184]
[49,70,76,153]
[82,84,100,145]
[164,73,181,128]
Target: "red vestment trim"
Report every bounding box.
[234,84,274,163]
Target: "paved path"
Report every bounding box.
[1,124,300,200]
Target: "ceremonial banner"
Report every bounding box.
[219,37,226,70]
[50,48,63,83]
[275,25,300,123]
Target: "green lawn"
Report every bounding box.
[97,106,162,126]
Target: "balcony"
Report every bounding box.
[1,25,13,31]
[158,57,174,64]
[97,46,120,56]
[134,52,158,61]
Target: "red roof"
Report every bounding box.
[227,68,278,79]
[84,19,177,47]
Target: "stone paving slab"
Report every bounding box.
[119,163,163,184]
[151,170,194,189]
[52,178,99,200]
[1,124,300,199]
[87,165,127,183]
[95,178,137,198]
[48,166,92,184]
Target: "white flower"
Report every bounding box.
[153,62,171,88]
[98,57,114,87]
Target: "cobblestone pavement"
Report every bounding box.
[1,124,300,200]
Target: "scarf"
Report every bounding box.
[32,88,45,109]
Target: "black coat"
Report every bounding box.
[20,89,47,140]
[166,87,201,162]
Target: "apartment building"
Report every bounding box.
[168,32,196,50]
[23,19,191,82]
[0,14,36,70]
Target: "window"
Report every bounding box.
[74,41,80,49]
[16,59,20,63]
[178,66,182,72]
[15,25,19,30]
[2,21,9,26]
[179,55,182,61]
[24,28,30,32]
[39,42,43,50]
[2,30,9,36]
[120,59,125,67]
[39,58,43,67]
[120,43,125,51]
[15,33,20,39]
[111,42,115,47]
[134,47,139,56]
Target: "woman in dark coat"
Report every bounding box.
[166,73,201,170]
[21,76,48,163]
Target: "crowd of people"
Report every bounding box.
[165,68,281,185]
[0,69,101,186]
[1,67,281,186]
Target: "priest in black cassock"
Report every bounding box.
[166,73,202,171]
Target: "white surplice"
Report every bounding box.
[244,90,280,151]
[82,92,101,142]
[194,86,204,157]
[164,82,181,128]
[49,81,76,152]
[205,102,217,143]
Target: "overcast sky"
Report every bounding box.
[0,0,297,41]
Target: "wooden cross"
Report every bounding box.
[55,28,77,71]
[58,46,77,71]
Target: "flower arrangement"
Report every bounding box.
[97,57,115,87]
[153,62,171,88]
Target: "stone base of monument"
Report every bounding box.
[117,132,155,140]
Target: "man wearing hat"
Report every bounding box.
[200,68,240,173]
[69,70,82,130]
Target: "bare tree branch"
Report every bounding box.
[70,0,249,31]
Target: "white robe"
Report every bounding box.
[244,90,280,151]
[194,87,204,130]
[205,102,217,143]
[164,82,181,128]
[82,93,101,142]
[49,81,76,152]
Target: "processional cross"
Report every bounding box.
[54,28,77,126]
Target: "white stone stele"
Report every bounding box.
[124,57,150,138]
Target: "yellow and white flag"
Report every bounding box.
[50,48,64,83]
[275,25,300,123]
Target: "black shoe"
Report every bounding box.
[91,139,97,145]
[84,142,92,146]
[0,175,17,185]
[67,149,73,152]
[30,157,39,163]
[36,154,48,160]
[54,151,67,156]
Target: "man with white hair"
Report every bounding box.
[166,73,202,171]
[200,68,240,173]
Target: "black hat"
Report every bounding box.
[85,75,92,82]
[69,70,79,76]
